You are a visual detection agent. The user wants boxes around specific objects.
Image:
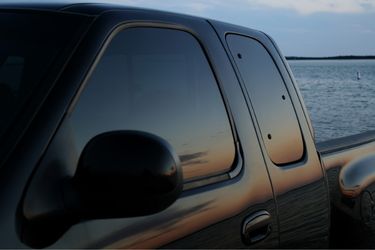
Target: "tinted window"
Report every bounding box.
[69,27,235,180]
[226,34,304,165]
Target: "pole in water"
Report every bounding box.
[357,71,361,80]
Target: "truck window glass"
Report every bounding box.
[69,27,236,181]
[226,34,304,165]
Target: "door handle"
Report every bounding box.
[242,210,272,245]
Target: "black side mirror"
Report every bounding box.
[69,130,183,218]
[22,130,182,248]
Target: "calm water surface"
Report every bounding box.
[288,60,375,142]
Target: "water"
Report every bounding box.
[288,60,375,142]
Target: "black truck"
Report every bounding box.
[0,2,374,248]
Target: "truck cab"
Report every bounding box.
[0,2,372,248]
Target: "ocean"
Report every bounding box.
[288,59,375,143]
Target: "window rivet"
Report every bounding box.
[237,53,242,59]
[282,95,286,100]
[267,134,272,140]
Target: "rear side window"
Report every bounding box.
[226,34,304,165]
[69,27,236,181]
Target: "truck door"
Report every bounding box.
[214,22,331,248]
[19,11,279,248]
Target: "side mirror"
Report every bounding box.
[69,130,183,218]
[22,130,182,248]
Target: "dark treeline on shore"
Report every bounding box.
[286,55,375,60]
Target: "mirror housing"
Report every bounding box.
[69,130,183,218]
[22,130,182,248]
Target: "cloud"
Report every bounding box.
[103,0,375,15]
[361,28,375,34]
[77,0,225,14]
[184,2,214,12]
[249,0,375,15]
[12,0,375,15]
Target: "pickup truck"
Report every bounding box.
[1,2,374,249]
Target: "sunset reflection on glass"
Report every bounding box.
[69,27,235,181]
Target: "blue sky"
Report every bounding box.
[8,0,375,56]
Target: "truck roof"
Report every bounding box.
[0,1,266,52]
[0,1,206,19]
[0,0,269,55]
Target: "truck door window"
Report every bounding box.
[68,27,235,181]
[226,34,304,165]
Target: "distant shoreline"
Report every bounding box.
[286,56,375,60]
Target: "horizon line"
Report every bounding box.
[286,55,375,60]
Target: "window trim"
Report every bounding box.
[67,21,243,190]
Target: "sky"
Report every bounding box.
[7,0,375,56]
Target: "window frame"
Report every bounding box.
[67,22,243,190]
